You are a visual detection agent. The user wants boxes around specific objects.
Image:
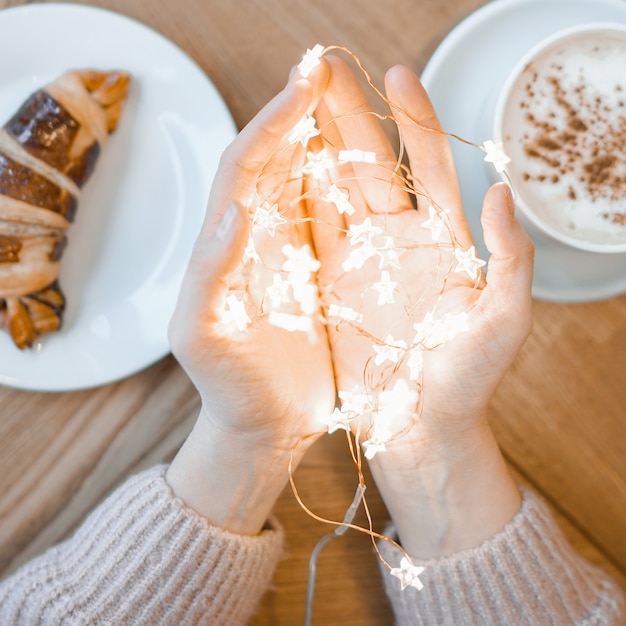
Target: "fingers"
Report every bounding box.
[314,55,412,218]
[383,65,473,247]
[481,183,534,320]
[171,64,333,348]
[208,80,312,212]
[206,62,330,219]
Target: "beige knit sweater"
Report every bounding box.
[0,466,623,625]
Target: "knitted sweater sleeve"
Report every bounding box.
[0,465,284,626]
[378,488,626,626]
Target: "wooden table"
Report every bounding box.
[1,0,625,624]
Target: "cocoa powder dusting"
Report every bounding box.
[603,211,626,225]
[519,57,626,223]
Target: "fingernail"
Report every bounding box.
[494,183,515,217]
[289,73,312,93]
[215,203,238,241]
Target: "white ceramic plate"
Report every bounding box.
[421,0,626,303]
[0,3,237,391]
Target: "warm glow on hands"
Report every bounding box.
[216,44,514,591]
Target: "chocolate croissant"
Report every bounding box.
[0,70,130,349]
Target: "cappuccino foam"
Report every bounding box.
[501,27,626,248]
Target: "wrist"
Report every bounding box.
[369,420,521,558]
[166,412,310,535]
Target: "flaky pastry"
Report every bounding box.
[0,70,130,349]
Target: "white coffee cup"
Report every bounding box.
[493,23,626,254]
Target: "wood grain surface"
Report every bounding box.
[0,1,625,624]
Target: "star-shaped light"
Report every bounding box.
[338,387,372,417]
[390,557,425,591]
[297,44,325,78]
[323,184,355,216]
[268,312,313,334]
[338,149,377,164]
[324,408,351,434]
[413,312,441,348]
[422,204,449,242]
[483,139,511,173]
[342,242,377,272]
[441,311,469,339]
[302,148,334,180]
[242,235,260,264]
[253,202,287,237]
[347,217,382,247]
[362,424,393,459]
[282,243,321,281]
[371,270,397,305]
[378,379,418,420]
[292,281,318,315]
[407,348,424,382]
[362,438,387,459]
[373,334,407,366]
[328,304,364,324]
[221,294,251,331]
[265,274,291,309]
[376,236,404,270]
[413,310,470,349]
[453,245,486,280]
[288,116,320,146]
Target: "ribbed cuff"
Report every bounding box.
[378,488,625,626]
[0,465,284,625]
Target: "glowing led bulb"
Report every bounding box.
[265,274,291,309]
[483,139,511,173]
[328,304,364,324]
[347,217,382,247]
[282,243,321,280]
[362,415,393,459]
[253,202,287,237]
[371,270,397,305]
[373,334,407,366]
[338,149,377,163]
[288,116,320,146]
[413,310,469,349]
[362,434,390,459]
[268,312,313,334]
[453,245,486,280]
[441,311,469,339]
[324,408,351,434]
[342,242,377,272]
[292,281,318,315]
[422,204,449,242]
[390,557,425,591]
[242,235,260,264]
[302,148,335,180]
[297,44,325,78]
[378,379,418,420]
[407,348,424,382]
[323,184,355,216]
[338,387,372,417]
[221,294,251,332]
[376,236,404,270]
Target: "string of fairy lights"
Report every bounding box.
[218,44,511,595]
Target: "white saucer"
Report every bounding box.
[421,0,626,303]
[0,4,237,391]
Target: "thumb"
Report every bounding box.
[171,201,249,335]
[480,183,534,312]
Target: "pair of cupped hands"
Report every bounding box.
[166,55,534,555]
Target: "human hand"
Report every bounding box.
[310,57,533,438]
[166,66,336,534]
[307,57,534,556]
